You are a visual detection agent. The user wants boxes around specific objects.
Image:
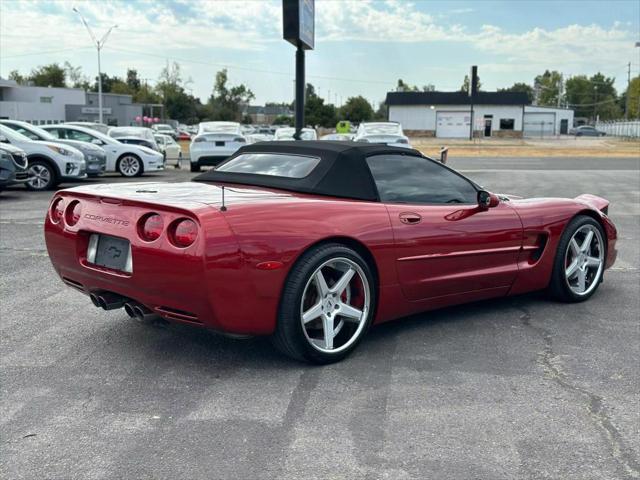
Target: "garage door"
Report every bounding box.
[524,112,555,137]
[436,111,470,138]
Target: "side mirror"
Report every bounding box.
[478,190,499,209]
[91,138,103,146]
[0,135,8,143]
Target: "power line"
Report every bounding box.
[1,46,92,59]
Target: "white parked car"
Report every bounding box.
[0,119,107,177]
[354,122,410,147]
[274,127,317,141]
[0,124,86,190]
[42,125,164,177]
[154,134,182,162]
[152,123,177,139]
[65,122,111,135]
[189,122,246,172]
[108,126,160,152]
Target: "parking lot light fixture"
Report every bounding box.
[72,7,117,125]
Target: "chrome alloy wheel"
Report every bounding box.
[564,224,604,296]
[119,156,141,176]
[27,164,51,189]
[300,257,370,354]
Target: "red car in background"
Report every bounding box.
[44,142,617,363]
[177,130,191,141]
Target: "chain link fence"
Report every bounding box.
[595,120,640,139]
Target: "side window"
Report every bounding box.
[366,154,478,204]
[15,127,40,140]
[67,130,94,142]
[47,128,63,139]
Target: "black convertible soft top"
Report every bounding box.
[193,141,423,201]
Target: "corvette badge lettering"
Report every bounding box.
[83,214,129,226]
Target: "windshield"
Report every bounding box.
[362,123,402,135]
[275,128,316,140]
[199,123,240,134]
[14,123,56,141]
[0,125,33,143]
[110,128,154,140]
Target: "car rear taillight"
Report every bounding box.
[170,218,198,248]
[194,136,205,143]
[65,201,82,226]
[233,137,246,143]
[50,198,65,224]
[138,213,164,241]
[396,138,408,144]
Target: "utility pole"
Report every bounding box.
[557,73,563,108]
[73,7,117,125]
[625,62,631,120]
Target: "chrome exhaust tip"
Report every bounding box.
[91,292,126,310]
[89,293,101,308]
[123,303,136,319]
[129,303,159,322]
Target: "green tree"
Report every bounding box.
[29,63,66,87]
[206,68,255,121]
[126,69,141,92]
[339,96,374,123]
[625,76,640,119]
[272,115,294,126]
[396,79,434,92]
[534,70,563,106]
[460,74,481,94]
[8,70,26,84]
[374,100,388,120]
[565,73,620,120]
[498,82,534,103]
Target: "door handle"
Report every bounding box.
[399,212,422,225]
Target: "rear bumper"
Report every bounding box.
[192,155,229,167]
[44,194,277,335]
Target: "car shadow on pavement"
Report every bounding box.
[99,291,547,374]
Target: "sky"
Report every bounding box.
[1,0,639,106]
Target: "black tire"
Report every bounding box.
[190,162,201,173]
[272,243,377,364]
[25,159,58,191]
[549,215,606,302]
[116,154,143,177]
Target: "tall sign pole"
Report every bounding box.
[283,0,315,140]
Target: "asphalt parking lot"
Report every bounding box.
[1,156,639,479]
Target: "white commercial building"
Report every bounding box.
[0,78,86,125]
[386,91,574,138]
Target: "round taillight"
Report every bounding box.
[139,213,164,241]
[50,198,65,224]
[65,201,82,226]
[171,218,198,248]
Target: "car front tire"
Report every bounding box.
[117,155,143,177]
[25,160,57,191]
[272,243,376,364]
[190,162,201,173]
[549,215,606,302]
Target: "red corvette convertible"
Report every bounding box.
[44,142,617,363]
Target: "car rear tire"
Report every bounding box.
[25,160,57,191]
[190,163,201,173]
[117,155,143,177]
[272,243,376,364]
[549,215,606,302]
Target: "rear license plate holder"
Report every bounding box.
[215,141,225,147]
[87,234,132,273]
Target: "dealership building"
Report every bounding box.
[386,91,574,138]
[0,78,160,126]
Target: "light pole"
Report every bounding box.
[73,7,117,125]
